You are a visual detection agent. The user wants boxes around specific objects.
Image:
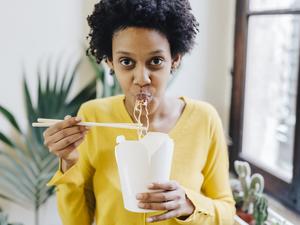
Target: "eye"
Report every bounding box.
[120,58,134,67]
[150,57,164,66]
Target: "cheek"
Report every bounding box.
[115,73,132,91]
[151,71,170,88]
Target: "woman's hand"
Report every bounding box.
[136,181,195,223]
[43,115,90,173]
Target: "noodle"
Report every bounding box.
[133,99,149,139]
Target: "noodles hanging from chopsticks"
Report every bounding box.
[133,99,149,139]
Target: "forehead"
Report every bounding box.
[112,27,171,55]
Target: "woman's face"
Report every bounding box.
[107,27,181,115]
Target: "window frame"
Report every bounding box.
[229,0,300,213]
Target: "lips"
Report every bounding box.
[136,93,152,103]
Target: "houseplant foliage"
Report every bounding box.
[0,58,97,225]
[87,53,122,97]
[232,160,268,225]
[0,208,22,225]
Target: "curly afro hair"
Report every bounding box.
[87,0,199,63]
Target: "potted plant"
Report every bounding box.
[0,57,97,225]
[232,161,268,225]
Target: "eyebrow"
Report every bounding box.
[115,49,165,55]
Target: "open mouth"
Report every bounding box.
[136,93,152,105]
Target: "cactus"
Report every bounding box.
[253,196,268,225]
[234,160,251,199]
[234,161,269,225]
[234,161,265,213]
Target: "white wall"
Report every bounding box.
[0,0,86,132]
[0,0,84,224]
[167,0,236,131]
[0,0,236,224]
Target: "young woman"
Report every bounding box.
[44,0,235,224]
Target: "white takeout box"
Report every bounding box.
[115,132,174,212]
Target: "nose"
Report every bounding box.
[133,66,151,87]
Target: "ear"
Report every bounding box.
[106,57,114,70]
[171,54,182,69]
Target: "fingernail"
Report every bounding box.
[64,115,71,120]
[138,202,145,208]
[146,218,153,223]
[147,183,154,188]
[75,117,81,122]
[136,194,143,199]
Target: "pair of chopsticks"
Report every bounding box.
[32,118,146,130]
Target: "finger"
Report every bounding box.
[45,125,87,145]
[48,132,85,152]
[54,137,84,158]
[64,115,72,120]
[136,190,178,203]
[147,181,179,191]
[146,210,179,223]
[44,116,82,137]
[138,200,179,211]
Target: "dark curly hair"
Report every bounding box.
[87,0,199,63]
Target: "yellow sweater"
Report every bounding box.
[48,95,235,225]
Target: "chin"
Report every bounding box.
[144,97,160,115]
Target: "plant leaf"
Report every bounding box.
[0,54,98,213]
[0,151,36,187]
[0,192,27,207]
[0,132,14,148]
[0,106,22,133]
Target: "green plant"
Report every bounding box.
[0,59,97,225]
[87,54,122,97]
[0,208,22,225]
[253,196,268,225]
[234,161,265,212]
[233,160,268,225]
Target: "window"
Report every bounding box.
[230,0,300,213]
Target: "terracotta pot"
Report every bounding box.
[236,209,255,224]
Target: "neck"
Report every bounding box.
[124,95,170,126]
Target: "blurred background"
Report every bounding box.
[0,0,299,225]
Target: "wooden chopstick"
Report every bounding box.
[37,118,141,127]
[32,118,146,130]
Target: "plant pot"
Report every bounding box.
[236,209,255,224]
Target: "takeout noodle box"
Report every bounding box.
[115,132,174,212]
